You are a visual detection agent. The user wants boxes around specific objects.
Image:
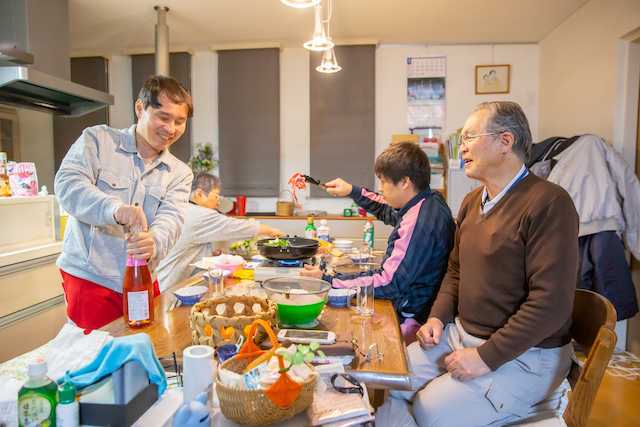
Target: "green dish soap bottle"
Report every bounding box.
[18,358,57,427]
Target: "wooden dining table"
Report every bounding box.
[100,270,412,392]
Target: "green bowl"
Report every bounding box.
[262,277,331,325]
[276,298,327,325]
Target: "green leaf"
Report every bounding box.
[305,352,315,362]
[275,348,287,356]
[310,341,320,351]
[297,344,309,353]
[317,350,326,359]
[292,352,304,365]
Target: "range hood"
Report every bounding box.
[0,66,114,117]
[0,0,114,117]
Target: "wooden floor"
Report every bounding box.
[587,364,640,427]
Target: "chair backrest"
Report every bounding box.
[563,289,617,427]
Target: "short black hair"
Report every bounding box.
[190,172,222,200]
[374,141,430,192]
[138,75,194,118]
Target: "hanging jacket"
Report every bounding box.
[547,134,640,260]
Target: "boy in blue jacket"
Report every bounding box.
[301,141,455,343]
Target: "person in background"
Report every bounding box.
[390,102,579,426]
[55,75,194,331]
[157,172,284,291]
[300,141,456,344]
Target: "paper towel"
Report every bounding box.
[182,345,216,402]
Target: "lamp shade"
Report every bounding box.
[281,0,321,7]
[303,5,334,51]
[316,45,341,73]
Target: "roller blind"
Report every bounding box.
[309,45,376,197]
[218,48,281,197]
[130,52,193,164]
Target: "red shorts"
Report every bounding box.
[60,270,160,332]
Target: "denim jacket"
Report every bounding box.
[55,124,193,293]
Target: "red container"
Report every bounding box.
[236,196,247,216]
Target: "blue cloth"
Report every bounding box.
[63,334,167,395]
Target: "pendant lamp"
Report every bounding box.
[316,41,341,73]
[303,5,334,51]
[281,0,321,7]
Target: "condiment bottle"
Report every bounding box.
[18,359,57,427]
[305,217,317,239]
[56,372,79,427]
[122,226,154,328]
[317,219,330,242]
[363,218,374,249]
[0,152,11,197]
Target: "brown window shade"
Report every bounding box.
[309,45,376,197]
[218,48,280,197]
[53,57,109,171]
[130,52,192,164]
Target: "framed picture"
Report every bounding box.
[476,65,510,94]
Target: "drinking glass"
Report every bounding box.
[348,276,374,316]
[207,268,224,297]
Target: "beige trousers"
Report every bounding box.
[391,318,573,427]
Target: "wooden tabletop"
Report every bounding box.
[101,273,411,391]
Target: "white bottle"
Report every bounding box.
[56,372,79,427]
[317,219,330,242]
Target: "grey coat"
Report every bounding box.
[55,124,193,293]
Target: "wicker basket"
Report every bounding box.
[276,190,295,216]
[215,356,316,425]
[190,295,277,347]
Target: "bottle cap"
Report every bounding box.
[320,219,328,225]
[307,217,313,222]
[58,372,76,404]
[27,358,48,376]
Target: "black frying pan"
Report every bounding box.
[256,237,320,260]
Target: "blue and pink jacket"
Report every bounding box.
[324,186,455,324]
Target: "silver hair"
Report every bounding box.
[190,172,222,200]
[474,101,532,163]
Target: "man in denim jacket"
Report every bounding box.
[55,75,194,331]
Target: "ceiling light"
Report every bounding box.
[303,5,334,51]
[281,0,321,7]
[316,43,341,73]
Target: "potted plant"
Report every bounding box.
[188,142,218,172]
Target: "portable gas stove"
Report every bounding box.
[253,257,317,281]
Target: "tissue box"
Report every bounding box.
[80,383,158,427]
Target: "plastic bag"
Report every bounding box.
[8,162,38,196]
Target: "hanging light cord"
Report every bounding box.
[323,0,333,34]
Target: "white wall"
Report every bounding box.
[538,0,640,146]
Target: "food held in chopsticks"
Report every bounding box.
[287,173,307,210]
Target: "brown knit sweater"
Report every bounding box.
[429,173,579,370]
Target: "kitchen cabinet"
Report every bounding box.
[0,195,66,362]
[0,107,20,162]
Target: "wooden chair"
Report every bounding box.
[514,289,617,427]
[563,289,617,427]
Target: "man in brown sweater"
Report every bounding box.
[391,102,579,426]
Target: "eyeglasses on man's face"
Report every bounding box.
[458,131,505,148]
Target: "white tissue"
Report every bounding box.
[182,345,217,402]
[43,323,112,380]
[0,376,24,427]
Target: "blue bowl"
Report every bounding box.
[172,285,207,305]
[327,288,357,307]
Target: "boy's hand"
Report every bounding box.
[324,178,353,197]
[299,265,323,279]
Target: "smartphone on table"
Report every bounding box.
[277,329,336,345]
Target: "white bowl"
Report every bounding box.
[333,240,353,248]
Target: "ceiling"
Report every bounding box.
[68,0,590,54]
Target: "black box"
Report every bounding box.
[79,383,158,427]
